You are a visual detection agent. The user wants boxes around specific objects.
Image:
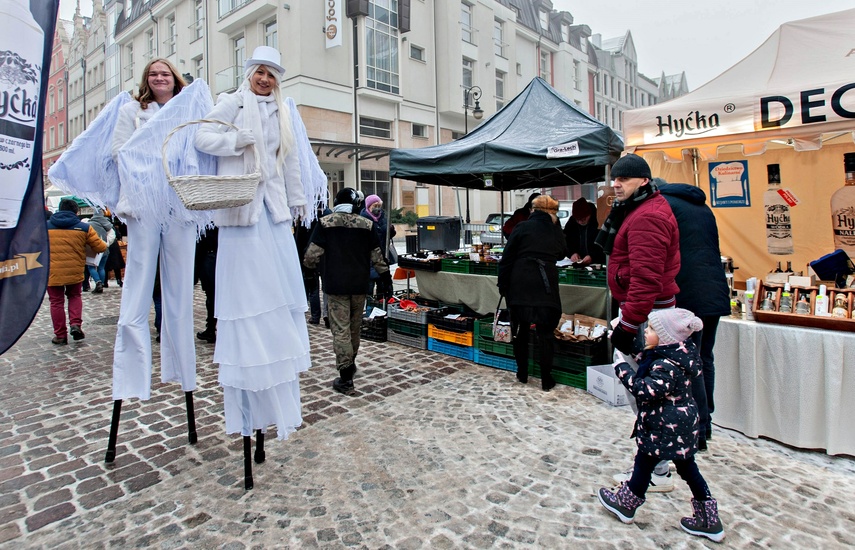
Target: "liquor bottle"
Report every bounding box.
[794,295,811,315]
[0,0,44,229]
[760,291,776,311]
[786,261,793,273]
[778,283,793,313]
[831,295,850,319]
[830,153,855,256]
[774,261,783,273]
[765,164,794,255]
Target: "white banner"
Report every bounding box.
[325,0,342,49]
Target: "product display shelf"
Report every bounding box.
[427,337,474,361]
[753,281,855,332]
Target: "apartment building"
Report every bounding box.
[43,19,75,180]
[61,0,684,221]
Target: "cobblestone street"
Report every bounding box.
[1,284,854,548]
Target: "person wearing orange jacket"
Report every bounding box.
[46,198,107,344]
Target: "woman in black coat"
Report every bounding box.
[497,195,569,391]
[563,197,605,265]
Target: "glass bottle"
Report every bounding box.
[831,153,855,257]
[760,291,776,311]
[774,261,783,273]
[786,261,793,273]
[794,295,811,315]
[779,283,793,313]
[831,295,850,319]
[765,164,794,255]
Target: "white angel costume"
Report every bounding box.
[110,80,215,400]
[195,66,326,440]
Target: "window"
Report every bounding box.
[166,15,176,56]
[145,30,154,60]
[124,43,134,80]
[126,0,133,16]
[539,9,549,31]
[264,19,278,49]
[562,24,570,43]
[573,60,581,91]
[596,102,601,121]
[49,127,55,150]
[460,3,473,44]
[360,170,390,207]
[493,19,504,57]
[409,44,425,62]
[58,123,64,146]
[233,34,246,88]
[516,62,521,76]
[412,123,427,138]
[57,84,64,109]
[359,117,392,139]
[495,70,505,110]
[219,0,251,18]
[462,57,473,89]
[194,56,204,81]
[610,76,615,98]
[539,50,551,83]
[48,87,55,114]
[194,0,204,40]
[617,82,622,101]
[451,130,464,141]
[366,0,399,94]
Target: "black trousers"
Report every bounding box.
[199,251,217,331]
[510,306,561,379]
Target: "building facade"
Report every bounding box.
[43,18,75,181]
[57,0,686,222]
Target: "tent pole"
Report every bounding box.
[500,191,505,245]
[692,149,700,187]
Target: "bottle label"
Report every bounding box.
[765,203,794,254]
[832,206,855,251]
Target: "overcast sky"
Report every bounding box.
[60,0,853,91]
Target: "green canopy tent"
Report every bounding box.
[390,77,624,191]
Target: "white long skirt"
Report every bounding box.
[214,207,311,439]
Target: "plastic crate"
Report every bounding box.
[360,316,387,343]
[426,308,484,332]
[475,337,515,357]
[388,317,428,337]
[554,338,608,361]
[427,337,474,361]
[440,258,471,274]
[428,324,474,347]
[469,261,499,276]
[388,330,427,349]
[559,268,607,287]
[531,363,587,389]
[398,255,442,272]
[474,348,518,372]
[533,337,607,370]
[388,303,441,325]
[558,269,576,285]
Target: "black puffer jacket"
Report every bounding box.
[615,340,701,460]
[498,210,568,310]
[658,182,731,317]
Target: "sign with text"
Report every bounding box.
[325,0,342,49]
[709,160,751,208]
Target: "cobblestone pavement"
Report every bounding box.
[2,283,854,549]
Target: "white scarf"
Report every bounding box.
[238,65,294,181]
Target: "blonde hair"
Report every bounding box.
[135,58,186,110]
[243,64,295,160]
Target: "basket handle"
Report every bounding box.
[160,118,261,181]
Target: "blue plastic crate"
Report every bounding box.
[474,349,517,372]
[427,337,474,361]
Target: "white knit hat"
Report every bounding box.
[648,308,703,345]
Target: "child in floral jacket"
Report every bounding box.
[598,308,725,543]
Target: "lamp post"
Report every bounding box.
[463,86,483,243]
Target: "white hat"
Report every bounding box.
[245,46,285,75]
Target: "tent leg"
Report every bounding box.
[185,391,197,444]
[105,399,122,463]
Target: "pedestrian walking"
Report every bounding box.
[598,308,725,543]
[46,198,107,344]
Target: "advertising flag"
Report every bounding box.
[0,0,59,354]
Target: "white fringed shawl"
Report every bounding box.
[286,96,328,227]
[116,79,216,231]
[46,92,132,211]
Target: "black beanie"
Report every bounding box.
[611,154,651,179]
[334,187,360,209]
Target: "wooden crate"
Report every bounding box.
[752,281,855,332]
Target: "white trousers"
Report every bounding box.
[112,217,197,400]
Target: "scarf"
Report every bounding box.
[595,180,659,254]
[333,204,353,214]
[365,208,380,222]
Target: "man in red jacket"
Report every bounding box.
[596,154,681,355]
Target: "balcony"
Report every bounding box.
[215,65,241,94]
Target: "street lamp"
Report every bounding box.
[462,86,483,239]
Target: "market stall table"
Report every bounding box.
[414,271,609,319]
[713,317,855,456]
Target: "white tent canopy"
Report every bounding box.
[623,8,855,161]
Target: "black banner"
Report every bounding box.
[0,1,59,355]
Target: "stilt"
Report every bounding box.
[185,391,198,444]
[243,435,254,490]
[254,430,265,464]
[105,399,123,463]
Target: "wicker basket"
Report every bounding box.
[161,118,261,211]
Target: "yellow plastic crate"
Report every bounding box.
[427,324,474,347]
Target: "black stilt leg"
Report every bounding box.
[105,399,123,463]
[243,435,254,490]
[185,391,197,444]
[254,430,265,464]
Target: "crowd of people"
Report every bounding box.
[45,52,728,541]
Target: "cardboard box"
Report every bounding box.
[586,364,630,406]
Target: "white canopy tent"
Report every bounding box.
[622,8,855,282]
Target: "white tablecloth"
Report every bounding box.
[414,271,609,319]
[713,317,855,456]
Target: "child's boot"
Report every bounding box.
[680,498,725,543]
[597,482,645,524]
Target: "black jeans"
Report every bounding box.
[627,451,711,501]
[689,315,721,438]
[198,251,217,331]
[510,306,561,380]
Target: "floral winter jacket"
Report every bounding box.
[615,341,701,460]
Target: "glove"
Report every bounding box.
[377,271,394,299]
[610,324,636,354]
[235,129,256,149]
